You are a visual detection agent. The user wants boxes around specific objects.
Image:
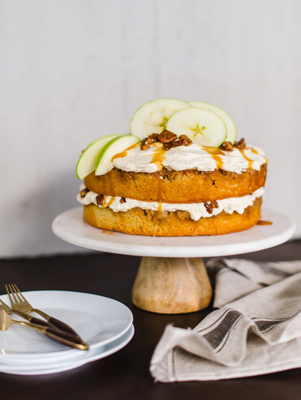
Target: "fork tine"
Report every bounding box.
[13,284,28,304]
[5,284,15,305]
[10,284,23,303]
[7,284,20,304]
[0,298,11,311]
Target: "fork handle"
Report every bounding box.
[11,310,54,329]
[29,317,54,328]
[18,321,89,350]
[33,309,80,337]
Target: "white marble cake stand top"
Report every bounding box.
[52,207,296,258]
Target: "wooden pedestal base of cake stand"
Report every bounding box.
[132,257,212,314]
[52,207,296,315]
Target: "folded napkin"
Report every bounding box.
[150,258,301,382]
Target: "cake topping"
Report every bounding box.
[80,188,90,198]
[162,134,192,150]
[158,130,178,143]
[220,141,234,151]
[235,138,246,149]
[130,98,191,139]
[220,138,246,152]
[141,138,150,150]
[147,133,159,143]
[179,135,192,144]
[96,194,104,205]
[76,98,265,178]
[140,131,192,151]
[113,142,266,174]
[140,133,196,167]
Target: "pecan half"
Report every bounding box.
[211,200,218,209]
[179,135,192,145]
[147,133,159,143]
[163,143,173,150]
[235,138,246,149]
[181,139,192,146]
[80,188,89,198]
[204,200,219,214]
[141,138,150,150]
[96,194,104,205]
[221,141,234,151]
[158,130,177,143]
[171,139,184,147]
[141,131,192,151]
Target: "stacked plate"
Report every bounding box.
[0,291,134,375]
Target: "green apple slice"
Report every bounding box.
[95,135,141,176]
[189,101,237,144]
[76,134,122,179]
[166,108,227,147]
[130,98,191,139]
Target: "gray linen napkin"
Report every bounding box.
[150,258,301,382]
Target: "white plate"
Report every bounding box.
[0,291,133,360]
[0,323,133,369]
[0,325,134,375]
[52,207,296,258]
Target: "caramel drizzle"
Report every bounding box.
[203,147,224,170]
[239,148,254,169]
[157,203,162,212]
[249,147,268,165]
[151,143,166,169]
[111,142,141,161]
[107,197,115,207]
[102,196,115,208]
[256,220,273,226]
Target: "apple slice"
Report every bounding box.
[76,134,122,179]
[95,135,141,176]
[166,108,227,147]
[130,98,191,139]
[189,101,237,144]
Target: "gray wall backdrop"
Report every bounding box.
[0,0,300,257]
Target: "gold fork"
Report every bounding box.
[5,284,82,339]
[0,310,89,350]
[0,298,54,329]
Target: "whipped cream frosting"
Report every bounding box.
[77,185,264,221]
[112,143,267,175]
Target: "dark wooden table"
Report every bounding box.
[0,240,301,400]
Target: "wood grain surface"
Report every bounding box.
[0,240,300,400]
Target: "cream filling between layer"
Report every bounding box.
[77,185,264,221]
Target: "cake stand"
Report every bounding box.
[52,207,296,314]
